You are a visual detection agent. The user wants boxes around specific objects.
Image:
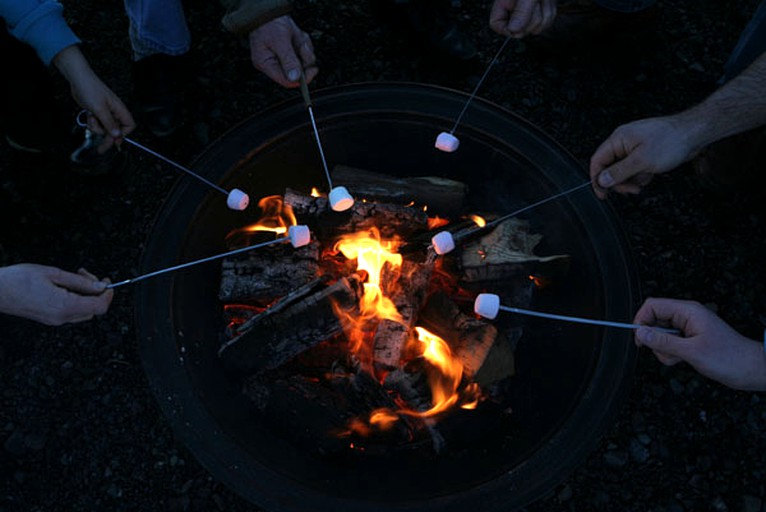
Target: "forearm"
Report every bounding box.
[676,52,766,151]
[220,0,292,35]
[52,44,96,85]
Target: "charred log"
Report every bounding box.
[219,275,362,373]
[284,188,429,240]
[218,241,320,302]
[332,165,467,216]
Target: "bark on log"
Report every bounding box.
[218,241,320,302]
[332,165,468,216]
[417,292,498,379]
[473,328,521,387]
[284,188,429,240]
[218,275,362,373]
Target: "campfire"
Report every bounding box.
[216,165,569,455]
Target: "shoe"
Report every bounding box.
[69,128,128,176]
[133,53,187,138]
[372,0,477,61]
[532,0,657,48]
[693,127,766,198]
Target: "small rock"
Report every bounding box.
[24,432,46,451]
[603,450,628,467]
[558,485,573,502]
[106,484,123,498]
[4,429,26,455]
[689,62,705,72]
[711,496,728,512]
[669,378,684,394]
[637,433,651,445]
[742,495,762,512]
[629,438,650,463]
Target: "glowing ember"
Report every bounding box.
[311,187,321,197]
[427,216,450,230]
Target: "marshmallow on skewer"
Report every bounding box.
[431,231,456,255]
[474,293,500,320]
[226,188,250,211]
[329,186,354,212]
[287,225,311,248]
[435,132,460,153]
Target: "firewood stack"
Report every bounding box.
[217,166,569,455]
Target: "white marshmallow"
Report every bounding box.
[431,231,455,255]
[474,293,500,320]
[288,225,311,248]
[435,132,460,153]
[329,186,354,212]
[227,188,250,211]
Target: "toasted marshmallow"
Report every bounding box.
[329,186,354,212]
[435,132,460,153]
[227,188,250,211]
[288,225,311,248]
[474,293,500,320]
[431,231,456,255]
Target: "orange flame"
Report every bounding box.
[311,187,321,197]
[405,327,462,417]
[229,196,296,237]
[427,216,450,230]
[469,214,486,227]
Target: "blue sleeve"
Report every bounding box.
[0,0,81,65]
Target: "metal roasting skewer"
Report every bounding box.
[105,236,291,289]
[497,305,681,334]
[450,35,512,135]
[75,110,242,201]
[299,74,334,190]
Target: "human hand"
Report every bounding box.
[0,264,113,326]
[249,15,317,88]
[633,298,766,391]
[53,45,135,153]
[489,0,557,38]
[589,116,698,199]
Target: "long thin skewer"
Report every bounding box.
[450,36,512,134]
[299,74,333,190]
[498,305,680,334]
[106,236,290,289]
[75,110,232,197]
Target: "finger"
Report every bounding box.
[508,0,536,36]
[303,65,319,85]
[91,104,120,140]
[86,113,104,135]
[635,325,689,361]
[633,297,697,331]
[540,0,557,32]
[63,293,112,321]
[527,5,544,35]
[253,52,293,88]
[596,152,646,190]
[97,135,115,154]
[270,36,303,85]
[653,350,683,366]
[489,0,514,35]
[611,182,643,195]
[109,98,136,138]
[295,31,316,69]
[49,268,108,295]
[77,268,99,281]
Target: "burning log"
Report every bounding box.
[243,370,418,455]
[219,275,362,373]
[373,255,435,370]
[218,241,320,302]
[284,188,429,240]
[473,328,521,387]
[417,292,497,379]
[460,218,569,284]
[332,165,468,216]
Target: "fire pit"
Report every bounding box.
[136,83,638,512]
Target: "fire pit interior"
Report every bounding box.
[137,83,638,512]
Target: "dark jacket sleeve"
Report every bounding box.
[220,0,293,36]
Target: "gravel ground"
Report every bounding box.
[1,1,765,511]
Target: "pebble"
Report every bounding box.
[603,450,629,467]
[629,438,650,463]
[710,496,728,512]
[743,495,762,512]
[4,429,26,455]
[558,485,573,502]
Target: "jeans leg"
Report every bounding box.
[124,0,191,61]
[593,0,657,13]
[721,0,766,83]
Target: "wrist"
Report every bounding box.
[52,45,93,83]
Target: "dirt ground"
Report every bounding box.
[1,0,766,511]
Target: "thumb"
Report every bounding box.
[597,153,644,189]
[50,269,108,295]
[509,0,535,32]
[636,326,687,359]
[272,39,301,83]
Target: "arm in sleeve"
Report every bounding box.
[0,0,80,65]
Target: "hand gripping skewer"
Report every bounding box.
[106,225,310,289]
[435,36,512,153]
[474,293,681,334]
[298,74,354,212]
[76,110,250,211]
[430,181,593,255]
